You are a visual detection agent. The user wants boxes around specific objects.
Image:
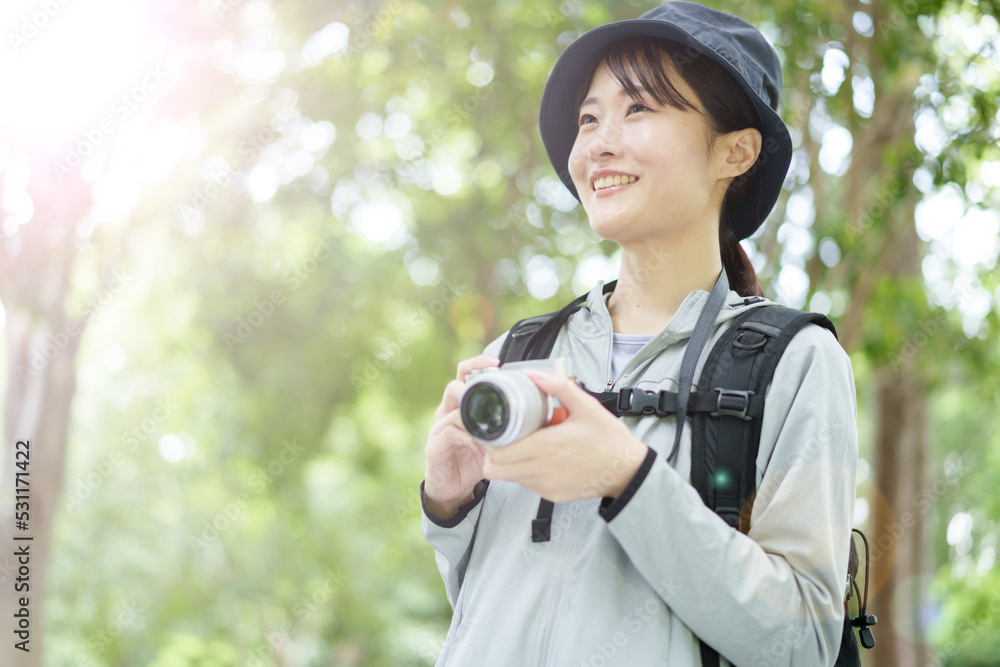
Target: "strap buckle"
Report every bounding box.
[711,388,754,421]
[618,388,661,416]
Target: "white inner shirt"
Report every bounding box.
[611,332,654,379]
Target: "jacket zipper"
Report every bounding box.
[538,502,579,665]
[605,328,615,391]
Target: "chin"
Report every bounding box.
[586,207,651,241]
[588,218,637,246]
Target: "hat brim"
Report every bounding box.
[539,19,791,240]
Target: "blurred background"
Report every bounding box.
[0,0,998,665]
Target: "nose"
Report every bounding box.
[588,119,622,160]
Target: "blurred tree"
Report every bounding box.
[734,0,1000,663]
[0,0,997,665]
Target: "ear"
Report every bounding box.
[717,128,762,179]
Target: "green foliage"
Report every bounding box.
[15,0,1000,665]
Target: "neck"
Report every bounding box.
[608,229,723,335]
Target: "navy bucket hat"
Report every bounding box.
[539,1,792,240]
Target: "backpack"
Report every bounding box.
[496,279,876,667]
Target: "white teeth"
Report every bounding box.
[593,175,637,190]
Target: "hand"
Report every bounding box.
[481,371,649,503]
[423,355,499,518]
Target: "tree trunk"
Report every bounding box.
[0,153,90,666]
[865,190,932,666]
[1,311,81,666]
[869,365,931,666]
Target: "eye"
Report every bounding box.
[578,113,597,126]
[627,102,650,115]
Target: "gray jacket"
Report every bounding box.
[422,281,858,666]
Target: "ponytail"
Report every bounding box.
[720,224,763,297]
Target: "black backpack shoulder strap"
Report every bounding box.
[497,313,559,364]
[694,304,836,667]
[497,280,617,364]
[691,303,836,530]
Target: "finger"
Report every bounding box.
[483,435,542,466]
[432,411,491,459]
[523,370,602,416]
[482,454,547,486]
[456,354,501,382]
[429,408,474,441]
[437,380,468,418]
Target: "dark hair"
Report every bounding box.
[578,37,764,297]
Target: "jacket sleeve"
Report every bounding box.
[601,324,858,667]
[420,332,508,608]
[421,480,490,607]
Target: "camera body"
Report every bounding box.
[460,358,573,447]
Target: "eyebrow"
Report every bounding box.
[578,85,648,112]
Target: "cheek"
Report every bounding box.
[568,137,587,189]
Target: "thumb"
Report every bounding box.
[523,370,600,417]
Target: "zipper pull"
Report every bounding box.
[605,378,615,390]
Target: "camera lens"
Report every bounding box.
[461,383,509,441]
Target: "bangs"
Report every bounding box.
[577,37,698,115]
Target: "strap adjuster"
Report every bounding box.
[715,505,741,528]
[711,388,754,421]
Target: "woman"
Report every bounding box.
[421,3,858,665]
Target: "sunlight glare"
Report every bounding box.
[0,0,158,146]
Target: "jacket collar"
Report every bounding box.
[568,279,769,344]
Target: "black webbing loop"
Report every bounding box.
[532,500,554,542]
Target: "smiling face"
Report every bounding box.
[568,55,730,248]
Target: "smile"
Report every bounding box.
[592,174,638,191]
